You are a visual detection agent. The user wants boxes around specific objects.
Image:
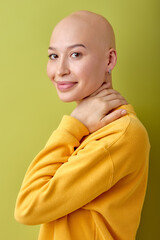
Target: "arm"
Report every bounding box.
[14,115,89,224]
[14,115,113,225]
[14,83,128,225]
[15,112,150,226]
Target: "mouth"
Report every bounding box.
[56,81,78,91]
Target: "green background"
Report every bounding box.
[1,0,159,239]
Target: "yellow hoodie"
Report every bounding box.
[14,104,150,240]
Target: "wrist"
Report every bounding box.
[70,111,87,129]
[58,115,89,141]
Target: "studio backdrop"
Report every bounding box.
[0,0,159,239]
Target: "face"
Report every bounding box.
[47,16,108,102]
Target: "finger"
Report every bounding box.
[102,93,127,102]
[101,109,127,126]
[104,99,128,111]
[95,87,125,98]
[100,92,123,101]
[92,88,117,98]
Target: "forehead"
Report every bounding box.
[49,17,101,49]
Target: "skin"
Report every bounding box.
[47,10,128,133]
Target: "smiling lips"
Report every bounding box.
[56,81,78,91]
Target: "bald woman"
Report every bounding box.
[15,11,150,240]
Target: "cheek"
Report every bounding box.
[74,60,93,80]
[81,58,106,84]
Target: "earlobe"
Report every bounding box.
[106,48,117,72]
[108,69,111,74]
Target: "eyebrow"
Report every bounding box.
[48,44,87,51]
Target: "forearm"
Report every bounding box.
[14,115,89,225]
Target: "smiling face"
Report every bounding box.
[47,11,115,102]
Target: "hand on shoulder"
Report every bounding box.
[71,82,128,133]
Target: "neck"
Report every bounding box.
[76,75,113,106]
[107,74,113,88]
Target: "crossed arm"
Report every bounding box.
[15,83,130,225]
[14,116,114,225]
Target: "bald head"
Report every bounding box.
[69,10,116,49]
[47,11,117,102]
[50,10,116,52]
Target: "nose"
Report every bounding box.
[56,57,70,77]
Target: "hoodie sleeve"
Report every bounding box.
[14,113,150,226]
[14,115,113,225]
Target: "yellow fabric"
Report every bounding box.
[14,104,150,240]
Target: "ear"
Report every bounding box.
[106,48,117,73]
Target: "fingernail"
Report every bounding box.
[121,110,127,115]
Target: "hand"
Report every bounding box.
[71,82,128,133]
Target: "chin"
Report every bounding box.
[57,93,86,103]
[58,94,79,103]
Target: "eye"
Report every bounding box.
[71,52,82,58]
[48,54,58,60]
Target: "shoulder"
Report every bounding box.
[98,109,150,151]
[99,113,150,175]
[78,104,150,163]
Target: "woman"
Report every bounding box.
[15,10,150,240]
